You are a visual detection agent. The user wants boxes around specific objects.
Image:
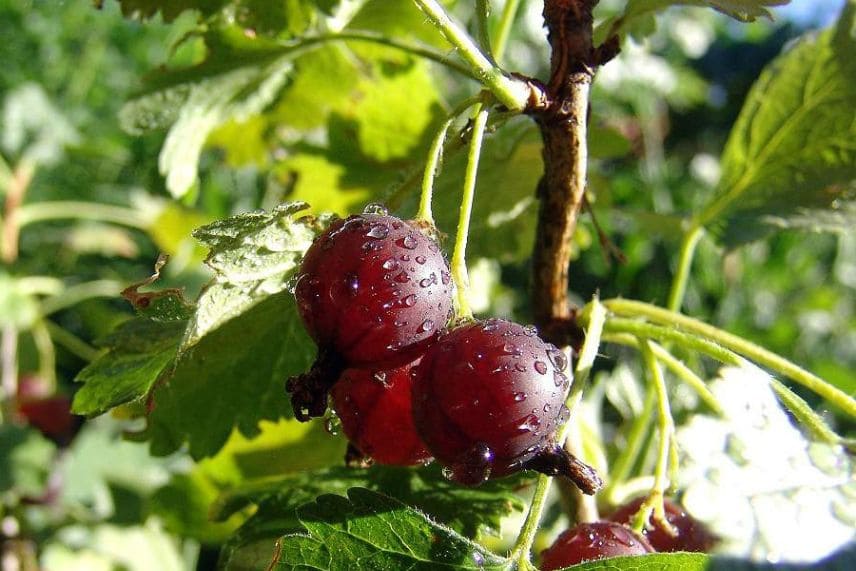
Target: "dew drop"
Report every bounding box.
[481,321,497,332]
[547,349,568,371]
[517,413,541,433]
[401,294,417,307]
[394,271,411,283]
[324,412,342,436]
[284,274,300,294]
[446,443,494,485]
[502,342,522,356]
[419,319,434,333]
[471,552,485,568]
[400,254,411,262]
[513,391,527,402]
[553,371,568,387]
[419,274,437,287]
[366,224,390,239]
[345,273,360,296]
[543,403,552,413]
[363,202,388,215]
[391,220,403,230]
[514,363,527,372]
[441,271,451,285]
[382,258,399,271]
[415,255,427,264]
[428,242,439,253]
[534,361,548,375]
[522,325,537,337]
[397,234,418,249]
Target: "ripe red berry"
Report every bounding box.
[288,211,453,420]
[608,496,717,553]
[411,318,601,491]
[541,522,654,570]
[331,359,431,466]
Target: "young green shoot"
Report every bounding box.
[450,106,490,320]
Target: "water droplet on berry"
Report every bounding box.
[362,203,388,215]
[416,255,426,264]
[502,342,522,356]
[345,273,360,295]
[419,274,437,287]
[400,254,411,261]
[428,242,439,253]
[285,274,300,293]
[547,349,568,371]
[397,234,418,249]
[394,271,411,283]
[402,294,417,307]
[382,258,399,271]
[554,371,568,387]
[523,325,537,337]
[324,411,342,436]
[441,271,451,285]
[419,319,434,333]
[513,391,527,402]
[534,361,548,375]
[517,414,541,433]
[366,224,389,239]
[514,363,527,372]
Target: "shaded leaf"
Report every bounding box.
[72,317,185,416]
[269,488,508,570]
[145,291,315,459]
[698,5,856,246]
[0,425,56,497]
[558,552,709,570]
[113,0,227,22]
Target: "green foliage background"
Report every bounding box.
[0,0,853,569]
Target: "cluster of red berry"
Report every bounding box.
[540,496,717,568]
[286,211,599,490]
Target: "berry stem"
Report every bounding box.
[492,0,521,63]
[666,225,704,312]
[416,95,484,226]
[450,106,490,320]
[603,333,723,416]
[508,299,607,567]
[636,339,678,536]
[474,0,493,60]
[411,0,531,111]
[603,382,656,505]
[600,298,856,417]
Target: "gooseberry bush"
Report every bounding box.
[4,0,854,569]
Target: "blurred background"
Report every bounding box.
[0,0,852,569]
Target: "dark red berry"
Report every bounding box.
[608,496,717,553]
[17,396,80,446]
[288,211,453,420]
[331,359,431,466]
[411,318,601,491]
[540,522,654,570]
[296,212,452,364]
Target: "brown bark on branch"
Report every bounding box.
[529,0,605,349]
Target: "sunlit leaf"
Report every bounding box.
[698,4,856,246]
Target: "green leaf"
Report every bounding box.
[72,317,185,416]
[269,488,508,570]
[119,28,301,197]
[183,201,319,347]
[0,425,56,497]
[622,0,787,25]
[559,553,709,570]
[146,290,315,459]
[216,465,526,537]
[113,0,227,22]
[698,5,856,247]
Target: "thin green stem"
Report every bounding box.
[602,299,856,418]
[31,319,57,390]
[39,280,123,317]
[45,320,100,363]
[769,378,841,445]
[411,0,530,110]
[492,0,521,63]
[667,225,703,312]
[450,106,490,320]
[384,112,514,211]
[602,317,742,366]
[509,298,607,568]
[17,201,149,230]
[475,0,494,60]
[633,339,676,535]
[315,30,478,79]
[0,325,18,424]
[416,96,483,225]
[603,333,723,415]
[604,382,656,504]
